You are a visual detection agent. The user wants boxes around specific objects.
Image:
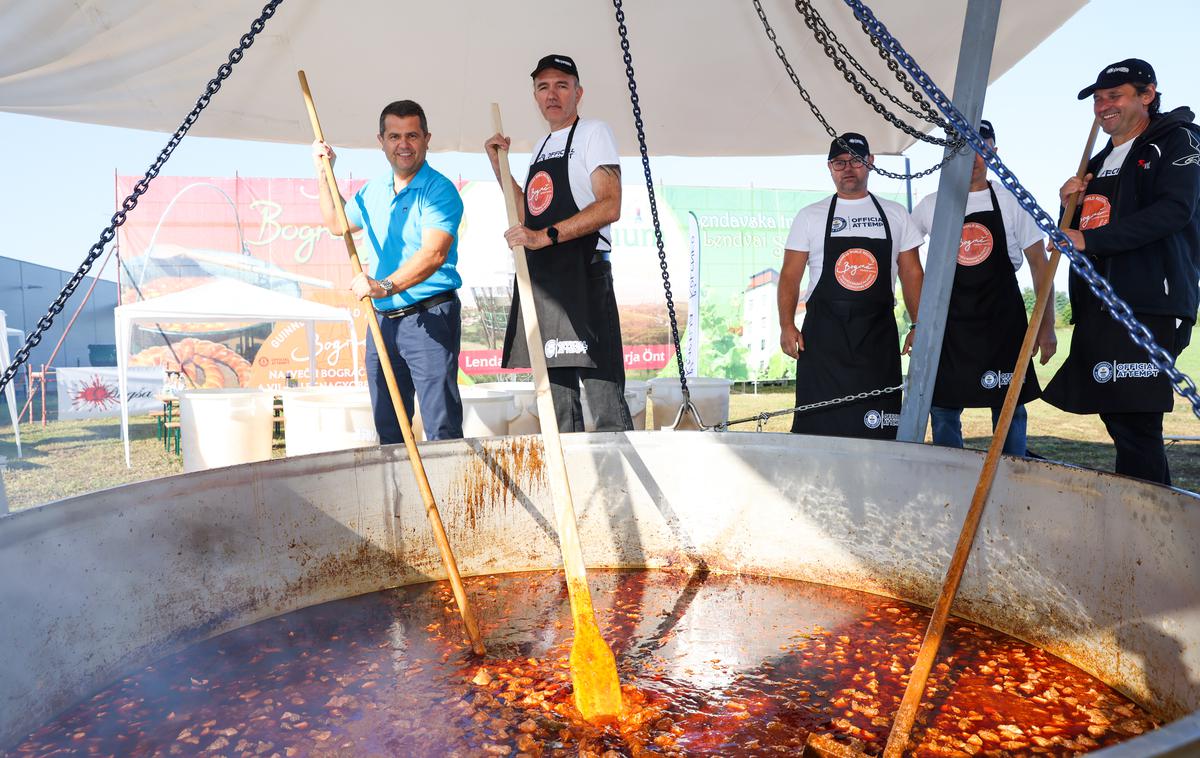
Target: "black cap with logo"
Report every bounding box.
[828,132,870,160]
[531,54,580,79]
[978,119,996,142]
[1077,58,1156,100]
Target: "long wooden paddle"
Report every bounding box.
[298,70,485,657]
[878,117,1103,758]
[490,103,623,723]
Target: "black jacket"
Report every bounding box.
[1075,106,1200,323]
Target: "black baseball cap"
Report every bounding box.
[531,54,579,79]
[1077,58,1156,99]
[978,119,995,142]
[828,132,870,160]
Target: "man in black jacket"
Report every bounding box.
[1044,58,1200,484]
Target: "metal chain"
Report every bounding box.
[794,0,960,147]
[751,0,964,180]
[714,383,904,432]
[612,0,691,403]
[844,0,1200,419]
[860,18,946,126]
[0,0,285,397]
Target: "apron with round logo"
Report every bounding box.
[1041,172,1175,413]
[933,182,1040,408]
[502,118,597,370]
[792,194,902,439]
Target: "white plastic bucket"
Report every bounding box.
[180,389,273,472]
[460,386,520,438]
[625,379,649,431]
[647,377,733,430]
[472,381,539,435]
[282,387,376,457]
[581,378,649,431]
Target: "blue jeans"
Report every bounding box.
[366,297,463,443]
[930,404,1027,457]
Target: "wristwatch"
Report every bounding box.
[378,278,395,295]
[546,225,560,246]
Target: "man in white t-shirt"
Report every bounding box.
[484,54,632,433]
[778,133,925,439]
[910,120,1056,456]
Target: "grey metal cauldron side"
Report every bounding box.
[1,432,1198,753]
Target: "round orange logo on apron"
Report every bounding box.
[527,171,554,216]
[957,222,994,266]
[1080,194,1111,230]
[834,248,879,291]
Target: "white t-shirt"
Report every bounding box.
[525,117,619,252]
[911,182,1044,271]
[1096,139,1134,179]
[784,194,924,301]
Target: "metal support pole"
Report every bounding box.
[897,0,1002,442]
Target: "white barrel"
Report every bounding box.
[647,376,732,430]
[282,387,376,457]
[459,386,520,438]
[473,381,539,435]
[179,389,273,472]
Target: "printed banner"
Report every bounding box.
[114,174,897,383]
[57,366,163,419]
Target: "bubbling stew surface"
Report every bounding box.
[9,570,1157,757]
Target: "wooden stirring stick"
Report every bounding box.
[880,117,1102,758]
[490,103,623,722]
[298,70,485,656]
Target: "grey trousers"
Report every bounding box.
[547,261,632,433]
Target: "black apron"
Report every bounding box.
[792,194,902,439]
[933,183,1040,408]
[502,119,597,370]
[1042,170,1175,414]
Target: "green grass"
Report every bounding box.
[1,329,1196,511]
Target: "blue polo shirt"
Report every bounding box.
[343,161,463,309]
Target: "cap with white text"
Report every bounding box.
[1077,58,1155,100]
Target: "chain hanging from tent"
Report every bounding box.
[751,0,964,180]
[794,0,960,148]
[611,0,692,408]
[842,0,1200,418]
[0,0,285,397]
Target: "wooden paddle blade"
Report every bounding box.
[568,614,623,722]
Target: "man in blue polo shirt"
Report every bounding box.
[312,99,464,442]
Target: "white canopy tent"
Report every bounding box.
[0,0,1085,156]
[1,311,21,459]
[115,280,359,466]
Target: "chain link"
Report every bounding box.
[714,383,904,432]
[612,0,691,404]
[0,0,285,397]
[844,0,1200,419]
[795,0,959,147]
[751,0,965,181]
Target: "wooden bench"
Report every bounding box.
[163,421,181,455]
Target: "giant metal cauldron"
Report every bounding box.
[1,432,1197,754]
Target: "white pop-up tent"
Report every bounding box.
[115,280,359,466]
[1,310,21,458]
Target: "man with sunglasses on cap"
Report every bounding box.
[778,133,925,439]
[911,119,1057,457]
[484,54,632,433]
[1043,59,1200,485]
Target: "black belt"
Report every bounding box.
[380,290,457,319]
[590,252,609,265]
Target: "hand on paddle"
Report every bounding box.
[312,140,336,173]
[780,323,804,359]
[504,223,550,251]
[483,132,512,181]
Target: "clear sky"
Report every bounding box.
[1,0,1197,290]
